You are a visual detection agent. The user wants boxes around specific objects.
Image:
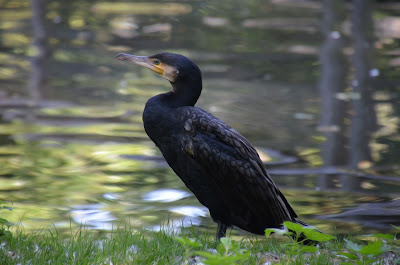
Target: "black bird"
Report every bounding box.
[116,52,314,241]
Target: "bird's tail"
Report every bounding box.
[289,220,323,245]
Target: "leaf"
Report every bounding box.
[284,243,301,254]
[204,258,229,265]
[218,238,242,254]
[198,253,233,265]
[0,206,12,211]
[175,237,202,248]
[265,228,274,238]
[303,229,335,242]
[238,248,248,255]
[344,239,362,252]
[391,225,400,231]
[216,242,225,255]
[337,252,359,260]
[195,251,249,265]
[195,251,219,259]
[371,233,394,240]
[300,246,318,253]
[283,221,305,233]
[359,240,385,256]
[282,243,299,248]
[220,237,233,248]
[0,218,13,226]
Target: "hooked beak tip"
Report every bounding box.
[115,53,128,61]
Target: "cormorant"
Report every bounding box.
[116,52,315,242]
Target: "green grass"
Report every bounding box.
[0,222,399,265]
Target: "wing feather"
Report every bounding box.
[178,107,297,226]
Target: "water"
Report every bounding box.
[0,0,399,236]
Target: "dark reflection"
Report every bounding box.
[318,0,348,169]
[317,0,383,193]
[29,0,51,101]
[349,0,378,169]
[321,199,400,229]
[318,0,348,188]
[0,0,399,236]
[318,0,379,171]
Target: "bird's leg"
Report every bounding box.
[216,222,227,241]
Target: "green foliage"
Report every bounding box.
[265,221,335,251]
[264,221,336,256]
[195,238,249,265]
[175,236,202,259]
[372,233,395,240]
[264,221,400,264]
[0,223,398,264]
[337,237,397,264]
[177,236,249,265]
[0,201,13,238]
[283,221,335,242]
[175,236,203,248]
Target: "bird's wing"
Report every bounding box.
[178,107,297,223]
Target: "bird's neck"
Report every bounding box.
[167,76,202,107]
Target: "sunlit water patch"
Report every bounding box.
[70,204,116,230]
[142,189,192,202]
[0,129,399,236]
[169,206,208,218]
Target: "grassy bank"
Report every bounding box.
[0,222,398,264]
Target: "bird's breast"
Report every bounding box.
[142,101,182,147]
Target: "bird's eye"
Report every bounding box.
[154,59,161,65]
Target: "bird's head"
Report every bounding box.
[115,52,201,84]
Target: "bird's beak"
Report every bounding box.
[115,53,164,75]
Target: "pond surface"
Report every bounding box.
[0,0,400,237]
